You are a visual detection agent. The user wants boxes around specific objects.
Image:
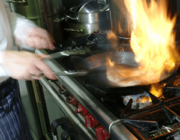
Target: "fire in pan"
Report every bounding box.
[78,51,177,88]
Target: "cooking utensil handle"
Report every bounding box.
[64,28,84,33]
[47,52,70,60]
[54,70,88,76]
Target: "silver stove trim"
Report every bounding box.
[40,77,96,140]
[109,119,121,134]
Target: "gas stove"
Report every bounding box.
[36,19,180,140]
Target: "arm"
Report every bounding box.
[7,7,55,50]
[1,51,57,80]
[8,12,37,48]
[0,2,56,80]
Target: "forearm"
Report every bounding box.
[8,11,38,47]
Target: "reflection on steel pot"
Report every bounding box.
[62,0,110,38]
[64,18,110,38]
[64,0,109,23]
[108,0,133,37]
[108,0,178,37]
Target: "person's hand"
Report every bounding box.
[27,27,55,50]
[1,51,57,80]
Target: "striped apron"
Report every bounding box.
[0,78,33,140]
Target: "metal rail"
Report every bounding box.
[39,77,96,140]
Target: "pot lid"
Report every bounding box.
[77,0,105,13]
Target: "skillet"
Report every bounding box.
[78,51,175,87]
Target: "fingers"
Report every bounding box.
[31,75,42,80]
[42,29,55,44]
[28,27,55,50]
[2,51,56,81]
[22,55,56,80]
[29,66,43,77]
[27,36,55,50]
[38,54,51,59]
[35,59,57,80]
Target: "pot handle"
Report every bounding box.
[64,28,84,33]
[54,9,78,22]
[54,17,67,23]
[51,117,78,140]
[65,9,78,20]
[100,4,109,12]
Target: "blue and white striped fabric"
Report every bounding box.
[0,78,33,140]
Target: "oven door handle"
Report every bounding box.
[61,128,78,140]
[51,117,78,140]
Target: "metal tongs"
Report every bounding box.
[44,47,91,77]
[48,46,91,59]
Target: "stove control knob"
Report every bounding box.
[95,126,110,140]
[75,103,88,116]
[59,85,70,97]
[66,95,78,106]
[85,113,99,128]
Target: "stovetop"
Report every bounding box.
[46,18,180,140]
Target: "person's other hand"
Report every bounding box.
[27,27,55,50]
[1,51,57,80]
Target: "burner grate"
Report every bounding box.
[119,93,180,140]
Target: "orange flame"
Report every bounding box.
[126,0,177,76]
[136,96,152,103]
[173,75,180,87]
[107,31,119,51]
[106,57,114,67]
[150,83,165,97]
[106,0,179,87]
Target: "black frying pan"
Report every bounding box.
[78,51,175,87]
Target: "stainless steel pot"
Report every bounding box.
[64,0,109,23]
[64,18,110,38]
[108,0,133,37]
[108,0,178,37]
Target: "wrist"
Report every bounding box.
[0,51,5,65]
[0,51,11,77]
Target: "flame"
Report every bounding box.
[106,0,179,87]
[137,96,152,103]
[150,84,164,97]
[107,31,119,51]
[106,57,114,67]
[173,75,180,87]
[107,31,125,52]
[126,0,177,75]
